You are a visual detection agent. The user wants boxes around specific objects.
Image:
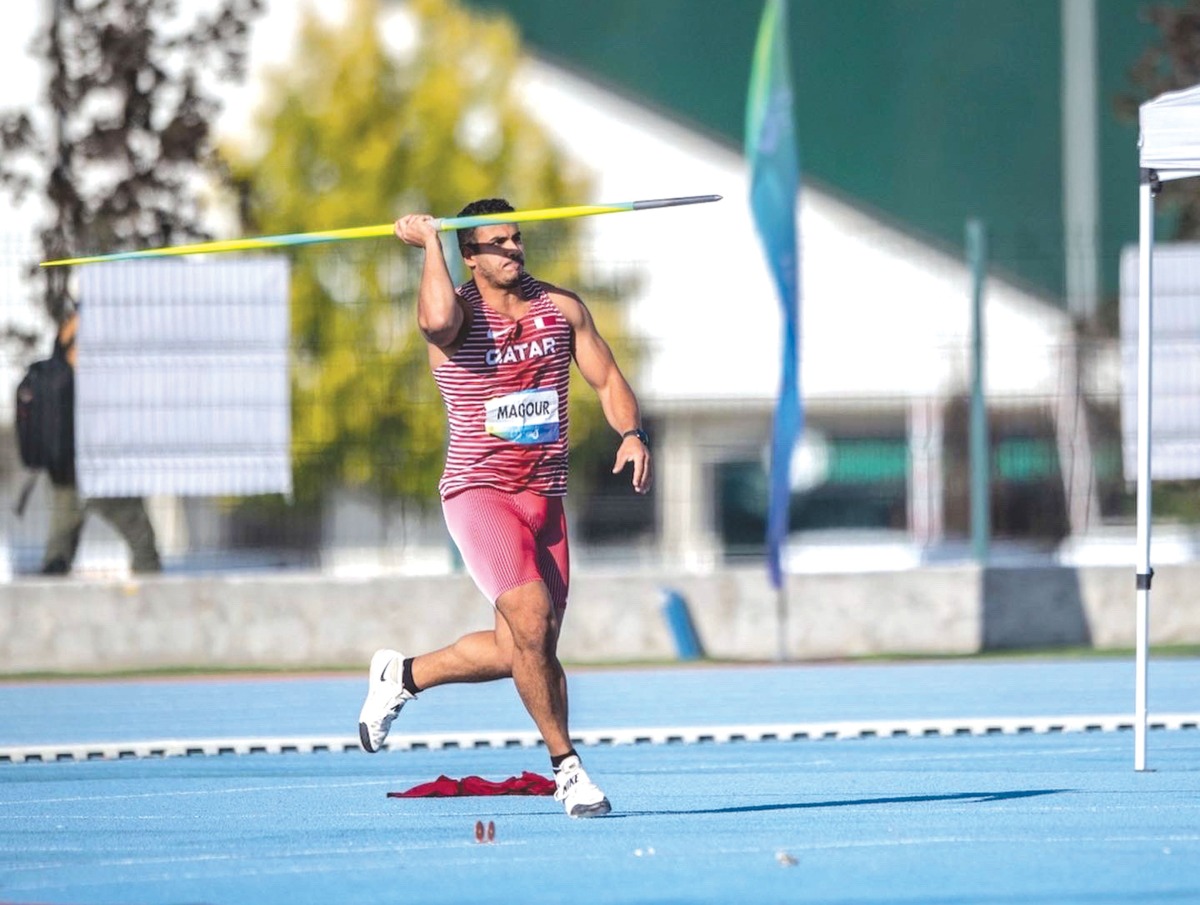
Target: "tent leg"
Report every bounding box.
[1134,169,1158,772]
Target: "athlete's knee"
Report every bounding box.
[496,584,559,654]
[507,609,558,654]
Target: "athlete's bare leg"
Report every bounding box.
[409,579,571,756]
[407,582,570,747]
[410,612,514,687]
[493,580,570,755]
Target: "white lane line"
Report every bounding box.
[1,712,1196,764]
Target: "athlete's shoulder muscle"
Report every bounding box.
[539,282,590,330]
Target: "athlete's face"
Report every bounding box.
[464,223,524,289]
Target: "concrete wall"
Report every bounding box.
[2,562,1198,675]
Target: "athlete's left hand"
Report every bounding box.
[613,436,652,494]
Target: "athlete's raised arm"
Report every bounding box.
[394,214,468,350]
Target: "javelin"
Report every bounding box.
[39,194,722,267]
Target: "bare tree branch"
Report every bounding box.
[0,0,263,321]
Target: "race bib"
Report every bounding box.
[485,388,560,444]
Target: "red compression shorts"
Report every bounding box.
[441,487,570,609]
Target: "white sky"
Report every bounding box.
[0,3,53,351]
[0,3,49,226]
[0,4,44,110]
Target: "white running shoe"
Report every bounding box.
[553,755,611,818]
[357,649,415,753]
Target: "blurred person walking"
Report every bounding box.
[38,308,161,576]
[357,199,651,818]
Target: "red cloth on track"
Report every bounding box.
[388,771,556,798]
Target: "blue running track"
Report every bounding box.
[2,658,1198,904]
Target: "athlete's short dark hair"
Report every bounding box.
[456,198,515,256]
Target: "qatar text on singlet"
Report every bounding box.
[432,272,571,498]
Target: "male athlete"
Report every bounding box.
[357,199,652,818]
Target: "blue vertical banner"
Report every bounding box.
[746,0,802,589]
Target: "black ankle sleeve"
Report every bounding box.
[550,748,579,771]
[401,658,421,696]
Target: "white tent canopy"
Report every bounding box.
[1133,81,1200,769]
[1139,83,1200,178]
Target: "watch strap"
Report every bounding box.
[622,428,650,448]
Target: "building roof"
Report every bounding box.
[518,58,1074,408]
[462,0,1162,305]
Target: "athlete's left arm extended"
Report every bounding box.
[549,287,652,495]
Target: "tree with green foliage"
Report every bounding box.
[226,0,637,509]
[0,0,263,325]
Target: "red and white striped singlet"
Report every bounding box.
[433,272,572,499]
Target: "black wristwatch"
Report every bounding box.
[622,428,650,449]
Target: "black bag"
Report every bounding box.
[14,340,76,487]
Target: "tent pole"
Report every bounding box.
[1134,168,1159,772]
[967,219,990,564]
